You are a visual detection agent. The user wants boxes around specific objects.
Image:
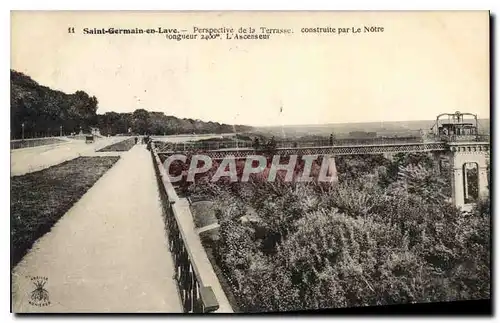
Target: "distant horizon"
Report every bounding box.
[112,108,492,128]
[253,116,491,128]
[95,107,491,128]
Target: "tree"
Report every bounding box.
[10,70,99,137]
[132,109,150,134]
[205,149,490,312]
[9,70,255,138]
[466,166,479,202]
[391,163,448,205]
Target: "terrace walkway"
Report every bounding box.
[11,145,182,313]
[10,137,128,177]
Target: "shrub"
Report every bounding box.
[201,152,490,312]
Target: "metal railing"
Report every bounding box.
[150,142,219,313]
[276,137,425,148]
[160,141,254,151]
[444,134,490,142]
[154,137,429,152]
[155,134,492,154]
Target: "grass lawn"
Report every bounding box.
[97,138,136,152]
[10,156,120,268]
[11,138,65,150]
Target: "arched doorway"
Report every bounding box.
[463,162,479,204]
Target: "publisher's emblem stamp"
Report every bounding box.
[28,276,51,307]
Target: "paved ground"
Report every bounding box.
[10,137,128,177]
[11,145,182,313]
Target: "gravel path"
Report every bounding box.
[11,145,182,313]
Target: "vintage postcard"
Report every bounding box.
[10,11,490,314]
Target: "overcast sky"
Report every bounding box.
[11,11,490,126]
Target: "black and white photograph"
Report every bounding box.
[9,10,491,314]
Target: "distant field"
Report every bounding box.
[255,119,490,139]
[10,156,120,268]
[97,138,136,152]
[10,138,65,150]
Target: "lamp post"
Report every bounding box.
[21,122,25,140]
[60,125,63,137]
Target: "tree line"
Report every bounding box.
[11,70,98,138]
[11,70,252,139]
[97,110,251,136]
